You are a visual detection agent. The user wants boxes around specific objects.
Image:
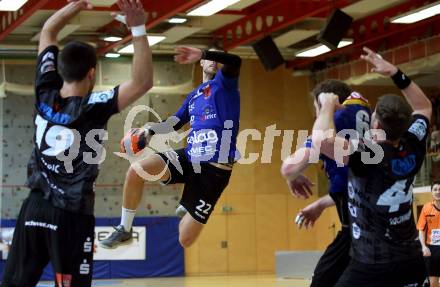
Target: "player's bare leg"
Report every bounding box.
[100,154,170,249]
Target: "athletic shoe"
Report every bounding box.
[99,225,133,249]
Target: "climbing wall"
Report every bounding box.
[1,57,193,219]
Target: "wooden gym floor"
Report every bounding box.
[39,275,309,287]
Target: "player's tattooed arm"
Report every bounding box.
[39,0,93,55]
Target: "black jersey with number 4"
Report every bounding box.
[26,46,120,215]
[347,115,429,264]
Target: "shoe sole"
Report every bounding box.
[98,237,134,250]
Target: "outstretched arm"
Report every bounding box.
[116,0,153,111]
[39,0,93,55]
[361,47,432,120]
[175,47,242,78]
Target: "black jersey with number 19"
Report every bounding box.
[347,115,429,264]
[27,46,120,215]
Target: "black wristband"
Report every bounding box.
[201,49,207,60]
[391,69,412,90]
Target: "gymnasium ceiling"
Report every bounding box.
[0,0,439,79]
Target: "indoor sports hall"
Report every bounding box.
[0,0,440,286]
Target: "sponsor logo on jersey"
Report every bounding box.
[24,220,58,231]
[187,130,218,145]
[348,182,356,199]
[201,105,217,121]
[188,130,218,157]
[352,222,361,239]
[391,154,416,176]
[432,229,440,245]
[348,202,357,217]
[88,90,115,105]
[189,102,195,112]
[389,209,412,225]
[41,52,56,74]
[79,259,90,275]
[202,85,212,99]
[408,119,427,141]
[40,157,61,174]
[84,237,93,253]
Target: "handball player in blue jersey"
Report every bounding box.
[281,80,371,287]
[101,47,241,249]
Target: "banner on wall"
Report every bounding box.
[0,226,147,261]
[94,226,146,260]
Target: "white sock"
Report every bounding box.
[120,207,136,231]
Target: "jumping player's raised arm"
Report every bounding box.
[175,47,242,78]
[360,47,432,120]
[115,0,153,111]
[38,0,93,55]
[200,50,242,78]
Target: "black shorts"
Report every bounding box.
[158,149,232,224]
[311,227,351,287]
[1,191,95,287]
[425,245,440,277]
[335,256,428,287]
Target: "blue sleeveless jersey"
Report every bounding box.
[174,69,240,163]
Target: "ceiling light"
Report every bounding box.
[391,2,440,24]
[105,53,121,58]
[296,40,353,58]
[168,18,188,24]
[0,0,28,11]
[119,36,166,54]
[103,36,122,42]
[188,0,241,17]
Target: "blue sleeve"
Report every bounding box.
[328,166,349,194]
[334,109,351,133]
[173,90,195,127]
[215,69,239,91]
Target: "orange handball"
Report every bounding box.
[120,128,149,155]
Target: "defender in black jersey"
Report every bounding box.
[312,47,431,287]
[282,80,371,287]
[2,1,153,286]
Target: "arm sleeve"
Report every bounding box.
[417,205,428,231]
[35,46,63,94]
[202,50,242,79]
[85,86,120,123]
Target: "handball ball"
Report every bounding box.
[120,128,148,155]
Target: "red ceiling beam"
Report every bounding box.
[288,0,438,69]
[96,0,204,55]
[214,0,356,51]
[42,1,118,12]
[0,0,51,42]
